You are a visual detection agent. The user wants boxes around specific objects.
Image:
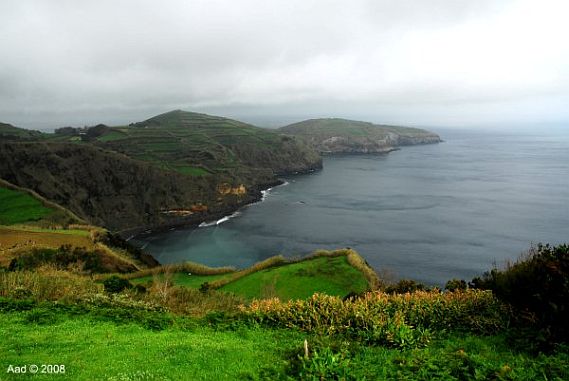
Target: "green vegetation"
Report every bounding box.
[1,305,567,381]
[0,111,322,232]
[471,243,569,344]
[0,244,568,379]
[221,255,368,300]
[8,245,137,273]
[0,308,306,380]
[131,272,234,289]
[0,122,43,140]
[128,249,375,301]
[172,165,210,176]
[293,334,569,381]
[279,117,441,154]
[95,130,127,142]
[0,187,54,225]
[92,110,321,177]
[5,225,90,236]
[243,290,507,348]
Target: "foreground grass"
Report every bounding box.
[220,256,368,300]
[0,310,303,380]
[0,307,567,381]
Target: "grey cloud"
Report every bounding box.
[0,0,567,130]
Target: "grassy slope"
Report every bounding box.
[0,310,567,381]
[93,110,321,177]
[220,256,368,300]
[0,184,153,272]
[279,118,440,154]
[0,311,303,380]
[0,122,43,140]
[128,253,371,301]
[0,187,53,225]
[279,118,437,139]
[0,185,93,266]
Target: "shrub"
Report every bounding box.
[384,279,428,294]
[297,347,354,381]
[471,243,569,342]
[8,245,105,273]
[445,279,467,292]
[0,268,101,301]
[103,276,132,293]
[199,282,211,293]
[242,290,508,348]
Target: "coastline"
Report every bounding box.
[118,141,441,241]
[119,172,304,242]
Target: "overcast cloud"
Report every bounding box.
[1,0,568,130]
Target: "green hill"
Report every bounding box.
[51,110,322,178]
[279,118,441,154]
[0,111,322,232]
[129,249,376,301]
[0,122,43,140]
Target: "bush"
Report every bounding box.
[471,243,569,342]
[384,279,428,294]
[103,276,132,293]
[297,347,354,381]
[8,245,104,273]
[242,290,508,348]
[445,279,467,292]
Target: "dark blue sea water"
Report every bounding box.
[137,130,569,285]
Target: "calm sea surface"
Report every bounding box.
[136,130,569,285]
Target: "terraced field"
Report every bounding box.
[0,226,95,267]
[92,110,320,176]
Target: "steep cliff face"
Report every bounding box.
[279,118,441,154]
[0,142,234,231]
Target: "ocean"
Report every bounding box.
[135,129,569,285]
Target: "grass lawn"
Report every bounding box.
[96,131,127,142]
[0,311,304,381]
[1,308,567,380]
[220,256,369,300]
[0,188,53,225]
[172,166,210,176]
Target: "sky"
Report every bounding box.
[1,0,568,130]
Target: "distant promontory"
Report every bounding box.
[279,118,441,154]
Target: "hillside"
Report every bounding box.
[279,118,441,154]
[0,111,322,233]
[0,180,157,272]
[0,122,43,140]
[52,110,322,177]
[128,249,378,301]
